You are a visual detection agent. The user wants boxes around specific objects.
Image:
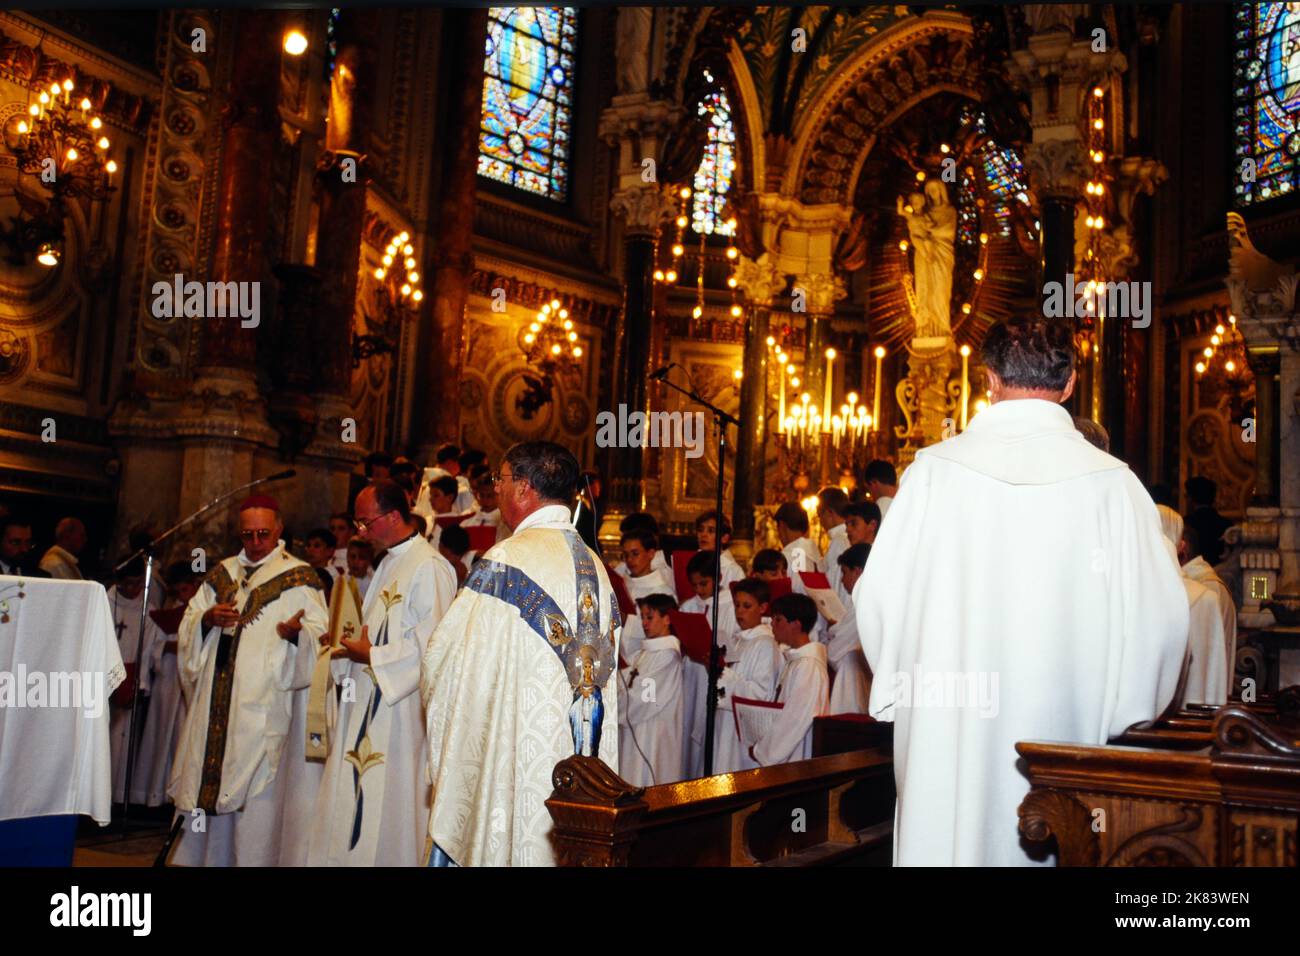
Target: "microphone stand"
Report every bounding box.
[652,366,738,777]
[111,471,294,835]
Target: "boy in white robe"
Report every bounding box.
[864,460,898,520]
[461,471,509,543]
[611,513,671,579]
[856,317,1188,866]
[345,537,374,600]
[308,482,456,866]
[826,543,872,715]
[678,551,737,776]
[169,497,329,867]
[844,501,881,548]
[1157,505,1231,705]
[694,510,745,587]
[679,550,739,656]
[107,560,162,805]
[1179,525,1238,692]
[616,529,676,662]
[752,593,829,766]
[714,578,782,774]
[618,594,684,787]
[774,502,822,574]
[817,487,853,605]
[328,513,353,578]
[418,475,463,550]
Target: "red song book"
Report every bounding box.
[797,571,832,591]
[110,662,138,708]
[671,549,699,603]
[434,513,470,529]
[464,525,498,554]
[668,610,713,666]
[605,564,635,618]
[149,606,185,635]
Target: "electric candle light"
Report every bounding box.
[959,343,971,431]
[823,348,836,428]
[872,346,886,432]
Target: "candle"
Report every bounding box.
[872,346,885,432]
[778,358,787,433]
[823,348,836,431]
[959,344,971,431]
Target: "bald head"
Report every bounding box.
[54,517,86,555]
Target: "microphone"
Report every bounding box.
[649,365,671,382]
[264,469,296,482]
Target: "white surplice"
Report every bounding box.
[856,399,1189,867]
[680,657,709,779]
[421,504,621,866]
[38,545,82,580]
[131,609,184,806]
[618,635,684,787]
[782,536,822,574]
[107,583,162,805]
[1157,507,1234,706]
[822,524,851,605]
[753,642,829,766]
[713,622,782,774]
[307,533,456,867]
[169,543,328,866]
[826,601,871,715]
[1183,555,1238,694]
[616,565,677,662]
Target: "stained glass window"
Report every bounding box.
[1233,3,1300,205]
[325,8,341,79]
[478,7,577,201]
[691,74,736,236]
[957,107,1030,240]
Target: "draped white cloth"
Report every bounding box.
[753,642,829,766]
[170,543,328,866]
[0,578,123,825]
[856,398,1189,866]
[713,622,782,773]
[618,635,684,787]
[307,534,456,866]
[421,505,621,866]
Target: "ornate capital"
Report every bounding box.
[1025,138,1090,201]
[609,184,675,237]
[793,272,847,315]
[734,254,786,307]
[1226,212,1300,350]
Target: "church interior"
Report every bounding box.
[0,3,1298,883]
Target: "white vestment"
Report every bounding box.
[39,545,81,580]
[716,549,745,587]
[875,495,894,519]
[713,622,782,773]
[754,642,829,766]
[421,504,621,866]
[826,600,871,715]
[131,608,185,806]
[617,565,677,662]
[307,534,456,866]
[856,399,1189,866]
[782,536,822,574]
[170,544,328,866]
[680,657,709,779]
[618,635,684,787]
[822,524,851,605]
[107,584,160,805]
[1183,555,1238,694]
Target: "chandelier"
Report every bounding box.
[1195,313,1251,391]
[514,298,584,419]
[353,229,424,366]
[1,75,120,267]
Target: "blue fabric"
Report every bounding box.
[0,815,78,866]
[427,842,459,867]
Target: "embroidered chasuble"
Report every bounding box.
[421,504,621,867]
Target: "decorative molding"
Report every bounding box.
[1017,788,1102,866]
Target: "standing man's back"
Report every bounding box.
[855,317,1189,866]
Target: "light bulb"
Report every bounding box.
[551,344,562,355]
[665,270,677,282]
[693,305,703,318]
[412,290,423,302]
[874,346,886,359]
[90,117,102,129]
[79,98,91,111]
[382,254,393,266]
[283,30,309,55]
[825,348,836,360]
[573,346,583,357]
[727,276,738,288]
[672,244,684,257]
[408,271,419,283]
[731,304,742,317]
[960,344,971,356]
[374,268,385,279]
[66,148,78,161]
[62,78,73,92]
[16,120,26,134]
[105,160,117,174]
[676,216,687,228]
[97,137,109,150]
[1225,360,1236,372]
[400,284,412,296]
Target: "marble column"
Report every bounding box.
[796,273,847,487]
[731,254,787,559]
[413,7,489,462]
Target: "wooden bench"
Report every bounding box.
[1017,705,1300,866]
[546,747,896,867]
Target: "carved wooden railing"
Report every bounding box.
[1018,705,1300,866]
[546,748,896,867]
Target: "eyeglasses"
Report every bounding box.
[491,470,527,488]
[353,510,394,533]
[239,529,275,542]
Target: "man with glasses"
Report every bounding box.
[421,441,622,866]
[307,479,456,866]
[169,494,328,866]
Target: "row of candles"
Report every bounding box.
[14,78,119,183]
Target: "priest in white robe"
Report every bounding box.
[169,496,328,866]
[307,481,456,867]
[421,441,621,866]
[856,317,1189,867]
[1157,505,1232,706]
[817,488,853,605]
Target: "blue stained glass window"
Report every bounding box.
[478,7,578,201]
[1233,3,1300,205]
[958,106,1030,239]
[691,77,736,236]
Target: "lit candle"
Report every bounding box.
[823,348,836,430]
[959,344,971,431]
[872,346,885,432]
[778,357,787,433]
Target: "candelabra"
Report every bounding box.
[514,297,585,419]
[353,230,424,366]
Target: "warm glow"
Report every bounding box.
[38,92,49,105]
[79,97,91,111]
[961,303,972,314]
[1203,347,1213,358]
[62,79,73,93]
[766,336,776,347]
[979,233,988,245]
[975,399,988,414]
[1195,361,1206,374]
[940,143,950,154]
[726,247,738,260]
[671,244,684,257]
[66,148,78,162]
[733,369,742,381]
[1211,335,1221,346]
[374,268,385,280]
[400,284,412,296]
[731,304,742,317]
[27,105,38,116]
[90,117,102,129]
[727,276,738,288]
[408,271,419,283]
[899,240,909,252]
[960,344,971,357]
[283,30,309,56]
[563,319,573,330]
[404,257,415,269]
[665,270,677,282]
[1225,360,1236,372]
[1093,118,1104,130]
[1216,325,1226,335]
[105,160,118,174]
[825,348,837,360]
[653,269,665,281]
[382,254,393,266]
[679,186,692,199]
[567,331,577,342]
[692,305,703,318]
[874,346,886,359]
[973,268,984,281]
[573,346,582,357]
[529,322,540,333]
[676,216,687,228]
[790,377,800,388]
[551,344,562,355]
[16,121,26,134]
[412,290,423,302]
[36,245,59,267]
[523,333,535,344]
[1094,87,1105,98]
[97,137,109,150]
[915,171,926,182]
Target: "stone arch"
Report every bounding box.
[784,11,994,206]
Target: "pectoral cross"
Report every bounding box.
[114,619,128,642]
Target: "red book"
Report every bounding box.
[797,571,832,591]
[434,513,470,529]
[110,662,138,708]
[464,525,498,554]
[668,610,714,666]
[149,606,185,635]
[605,564,635,619]
[671,549,699,603]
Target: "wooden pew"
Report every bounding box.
[1017,705,1300,866]
[546,748,896,867]
[1110,685,1298,751]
